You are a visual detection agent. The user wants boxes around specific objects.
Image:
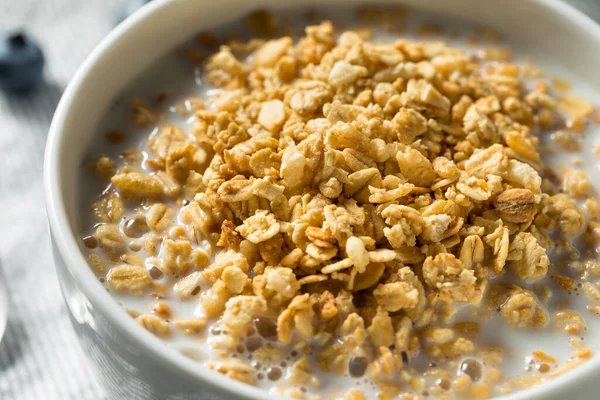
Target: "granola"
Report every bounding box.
[82,9,600,400]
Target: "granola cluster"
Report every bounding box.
[84,11,600,400]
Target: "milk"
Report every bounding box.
[79,6,600,399]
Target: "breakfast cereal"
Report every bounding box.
[81,8,600,399]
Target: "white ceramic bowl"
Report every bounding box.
[44,0,600,398]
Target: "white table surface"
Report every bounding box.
[0,1,598,399]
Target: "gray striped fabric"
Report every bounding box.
[0,1,598,399]
[0,1,118,399]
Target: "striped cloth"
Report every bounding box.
[0,1,598,399]
[0,1,118,399]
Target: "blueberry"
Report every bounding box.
[0,31,45,94]
[116,0,153,24]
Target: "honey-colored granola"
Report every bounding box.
[84,11,600,400]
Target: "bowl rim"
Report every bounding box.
[43,0,600,399]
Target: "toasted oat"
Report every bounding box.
[427,337,475,359]
[554,310,586,335]
[209,359,256,385]
[84,15,600,397]
[344,390,366,400]
[253,37,292,67]
[583,282,600,303]
[549,194,585,237]
[222,266,248,294]
[551,349,594,377]
[288,357,320,387]
[87,252,106,274]
[95,224,126,258]
[236,210,280,244]
[95,155,117,178]
[277,294,314,343]
[266,267,300,298]
[367,308,395,347]
[107,264,152,295]
[223,296,267,335]
[423,253,481,303]
[501,288,548,328]
[316,343,349,375]
[111,172,163,198]
[507,232,549,280]
[175,318,208,335]
[131,98,157,127]
[453,322,480,339]
[146,203,175,232]
[373,280,419,312]
[382,205,424,248]
[563,169,590,198]
[136,314,171,337]
[161,239,193,275]
[92,192,124,223]
[558,96,594,118]
[173,271,203,297]
[552,130,581,152]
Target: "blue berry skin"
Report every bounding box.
[0,32,45,94]
[117,0,153,24]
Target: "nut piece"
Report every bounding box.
[494,189,537,223]
[345,236,369,273]
[328,61,368,87]
[252,37,292,68]
[258,99,287,132]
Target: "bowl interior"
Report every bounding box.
[45,0,600,399]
